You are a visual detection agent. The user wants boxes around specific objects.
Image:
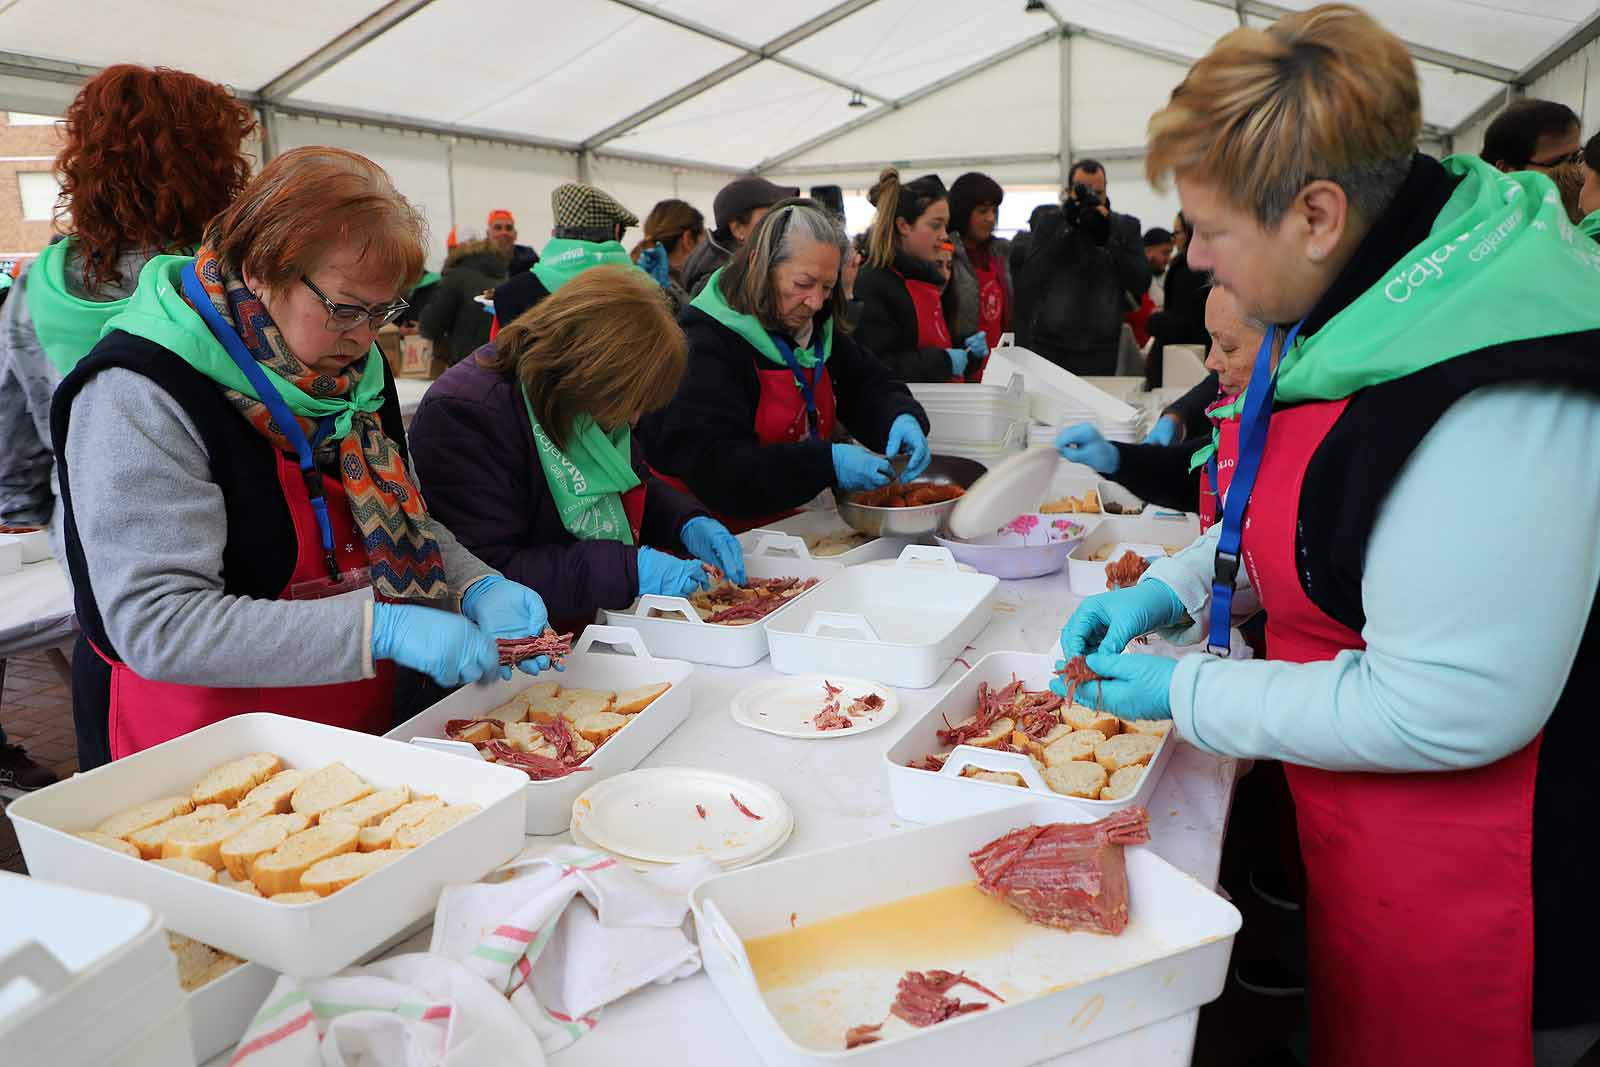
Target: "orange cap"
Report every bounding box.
[488,209,515,225]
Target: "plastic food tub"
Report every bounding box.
[1065,513,1202,596]
[737,514,908,568]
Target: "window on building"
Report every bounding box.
[6,112,61,126]
[18,172,60,221]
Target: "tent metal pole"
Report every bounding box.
[259,0,439,103]
[257,103,278,163]
[1058,30,1073,191]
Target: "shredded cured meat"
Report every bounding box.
[822,679,842,697]
[691,576,819,625]
[695,804,706,819]
[730,793,763,820]
[529,717,576,761]
[1056,655,1105,709]
[844,1022,883,1048]
[936,676,1025,747]
[1104,550,1151,590]
[889,969,999,1026]
[907,753,947,772]
[850,481,966,508]
[847,692,885,715]
[0,524,41,534]
[969,808,1151,935]
[497,628,574,667]
[814,703,852,731]
[481,739,587,781]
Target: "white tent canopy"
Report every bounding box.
[4,1,1599,262]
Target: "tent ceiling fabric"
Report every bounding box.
[0,0,1597,174]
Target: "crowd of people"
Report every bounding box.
[0,4,1597,1065]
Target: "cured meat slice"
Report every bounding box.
[1103,549,1151,590]
[847,692,885,715]
[889,968,997,1026]
[497,628,574,667]
[844,1022,883,1048]
[813,703,852,731]
[1056,656,1105,709]
[969,808,1151,935]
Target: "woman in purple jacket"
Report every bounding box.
[409,265,745,634]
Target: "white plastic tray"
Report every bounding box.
[604,535,844,667]
[884,652,1175,821]
[389,625,695,835]
[187,960,276,1064]
[690,798,1240,1066]
[1066,513,1201,596]
[982,346,1143,425]
[762,546,998,689]
[8,714,528,978]
[737,514,908,568]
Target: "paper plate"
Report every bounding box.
[571,767,791,867]
[946,446,1060,540]
[729,675,899,739]
[569,815,794,873]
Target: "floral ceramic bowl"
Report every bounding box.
[932,513,1089,580]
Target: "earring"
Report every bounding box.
[1308,246,1326,261]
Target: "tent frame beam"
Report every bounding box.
[259,0,438,102]
[1451,9,1600,139]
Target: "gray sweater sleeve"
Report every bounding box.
[65,368,376,686]
[0,276,60,528]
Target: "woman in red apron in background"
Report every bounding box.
[947,171,1013,357]
[54,148,552,769]
[853,169,989,383]
[637,200,930,534]
[1059,7,1600,1065]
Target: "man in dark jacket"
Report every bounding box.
[680,175,798,297]
[419,238,508,366]
[1014,159,1149,375]
[487,209,539,275]
[492,183,640,327]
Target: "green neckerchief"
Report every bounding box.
[1187,392,1246,473]
[521,386,640,544]
[531,238,636,295]
[105,255,385,440]
[24,237,135,375]
[688,267,834,369]
[1580,209,1600,241]
[412,270,441,291]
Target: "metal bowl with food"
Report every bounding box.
[834,454,987,538]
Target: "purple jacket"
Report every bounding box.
[408,349,708,632]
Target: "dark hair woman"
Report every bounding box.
[946,171,1012,351]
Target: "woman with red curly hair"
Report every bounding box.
[0,64,253,788]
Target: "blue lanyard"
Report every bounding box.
[771,334,821,440]
[180,263,342,580]
[1207,318,1304,656]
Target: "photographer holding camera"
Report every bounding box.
[1014,159,1150,375]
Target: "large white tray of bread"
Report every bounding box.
[7,713,527,977]
[388,624,694,835]
[884,652,1176,821]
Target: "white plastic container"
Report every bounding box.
[1039,473,1144,517]
[908,373,1027,414]
[0,535,21,576]
[388,625,695,835]
[604,536,843,667]
[0,872,190,1067]
[982,346,1143,427]
[187,960,276,1064]
[884,652,1175,820]
[690,799,1241,1067]
[737,513,908,568]
[763,546,998,689]
[8,713,528,978]
[1066,513,1202,596]
[0,525,51,563]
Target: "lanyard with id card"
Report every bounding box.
[771,333,822,440]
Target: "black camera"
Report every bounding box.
[1062,182,1110,244]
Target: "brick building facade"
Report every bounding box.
[0,110,64,261]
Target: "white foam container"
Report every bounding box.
[1066,513,1202,597]
[388,625,695,835]
[0,872,191,1067]
[690,798,1241,1067]
[737,513,908,568]
[763,546,998,689]
[884,652,1176,821]
[7,713,528,978]
[603,537,843,667]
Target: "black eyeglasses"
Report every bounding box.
[300,275,409,332]
[1527,148,1585,169]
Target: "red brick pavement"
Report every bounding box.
[0,648,77,874]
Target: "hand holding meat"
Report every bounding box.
[1060,581,1186,658]
[886,414,932,481]
[679,516,747,586]
[637,546,714,598]
[1070,651,1176,720]
[371,603,498,687]
[461,575,552,679]
[831,443,894,491]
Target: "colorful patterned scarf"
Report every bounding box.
[192,248,447,601]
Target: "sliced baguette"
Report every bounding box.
[514,680,562,708]
[559,689,615,723]
[191,753,283,808]
[251,823,360,896]
[218,869,263,896]
[1100,764,1146,801]
[966,716,1016,749]
[392,804,481,850]
[1120,717,1173,738]
[1062,703,1123,737]
[613,682,670,714]
[357,797,446,851]
[151,856,218,882]
[1094,732,1160,773]
[318,785,411,829]
[74,831,141,858]
[95,795,195,840]
[162,808,263,869]
[962,769,1025,787]
[1041,761,1108,799]
[482,700,528,727]
[572,711,628,744]
[503,721,545,752]
[124,804,229,860]
[290,763,372,821]
[220,812,313,881]
[1042,729,1108,768]
[301,850,403,896]
[239,770,307,816]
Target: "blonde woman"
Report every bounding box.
[1057,5,1600,1064]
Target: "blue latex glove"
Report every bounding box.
[886,414,931,482]
[1060,580,1187,658]
[371,602,498,688]
[945,347,970,377]
[1144,416,1179,446]
[1059,651,1177,720]
[637,243,671,288]
[638,546,714,598]
[680,516,746,586]
[1054,422,1121,474]
[462,575,553,679]
[963,331,989,359]
[832,443,893,492]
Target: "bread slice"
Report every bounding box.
[301,850,403,896]
[963,716,1016,749]
[1094,732,1161,773]
[503,721,545,752]
[568,733,596,762]
[1041,761,1109,799]
[1042,729,1108,767]
[239,770,307,816]
[523,690,574,724]
[613,682,670,715]
[559,688,615,723]
[75,830,141,858]
[251,823,360,896]
[481,700,528,727]
[162,808,263,869]
[124,804,229,860]
[357,797,445,851]
[268,892,322,904]
[318,785,411,829]
[95,795,195,840]
[218,869,263,896]
[514,680,562,708]
[1062,703,1122,737]
[1101,764,1146,801]
[1120,717,1173,738]
[220,812,313,881]
[191,753,283,808]
[392,804,481,850]
[572,711,628,744]
[290,763,372,821]
[151,857,218,882]
[962,769,1026,787]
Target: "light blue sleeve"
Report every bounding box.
[1141,520,1259,647]
[1169,385,1600,772]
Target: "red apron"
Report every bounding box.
[1239,398,1537,1066]
[1196,417,1238,532]
[971,252,1007,352]
[897,268,960,381]
[98,452,397,760]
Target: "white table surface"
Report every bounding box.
[0,557,74,659]
[393,376,430,423]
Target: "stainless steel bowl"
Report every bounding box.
[835,454,988,538]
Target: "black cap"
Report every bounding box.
[714,176,801,235]
[809,184,846,219]
[1143,227,1174,247]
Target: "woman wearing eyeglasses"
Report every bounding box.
[52,147,553,767]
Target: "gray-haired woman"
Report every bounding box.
[639,199,930,532]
